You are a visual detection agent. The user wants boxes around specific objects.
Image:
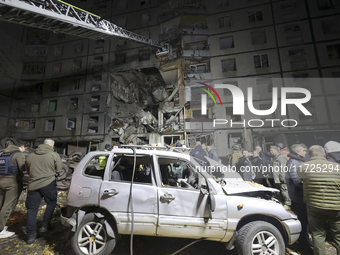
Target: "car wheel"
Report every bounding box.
[69,151,84,162]
[71,213,116,255]
[236,221,285,255]
[58,163,69,181]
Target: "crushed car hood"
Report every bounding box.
[221,179,279,194]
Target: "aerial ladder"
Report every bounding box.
[0,0,171,58]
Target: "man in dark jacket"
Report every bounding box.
[324,141,340,164]
[237,150,253,182]
[25,138,62,244]
[251,150,265,185]
[190,143,208,166]
[286,144,312,252]
[207,146,219,162]
[0,144,26,239]
[298,145,340,255]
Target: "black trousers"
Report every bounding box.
[26,180,57,237]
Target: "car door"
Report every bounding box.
[155,156,228,241]
[99,153,158,236]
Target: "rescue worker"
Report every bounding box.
[229,144,243,166]
[25,138,62,244]
[324,141,340,164]
[270,145,291,210]
[0,144,26,239]
[276,142,290,160]
[104,144,112,151]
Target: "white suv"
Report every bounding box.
[61,147,301,255]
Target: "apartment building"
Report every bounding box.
[1,0,339,156]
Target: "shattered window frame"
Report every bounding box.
[69,98,78,110]
[15,119,36,130]
[221,58,237,72]
[73,59,82,70]
[45,119,55,131]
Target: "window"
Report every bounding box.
[15,119,36,130]
[74,43,83,53]
[248,11,263,23]
[219,36,234,49]
[110,155,152,184]
[50,82,59,92]
[84,155,108,179]
[139,49,150,61]
[327,44,340,59]
[115,53,126,65]
[94,47,104,53]
[289,48,305,57]
[140,0,150,5]
[92,85,101,91]
[88,126,98,133]
[281,2,297,20]
[54,46,63,56]
[322,20,340,34]
[217,0,229,7]
[284,24,301,33]
[191,109,208,119]
[48,100,57,112]
[53,63,62,74]
[89,116,99,123]
[290,60,307,69]
[254,54,269,68]
[93,75,102,82]
[71,79,80,90]
[286,35,302,44]
[226,107,241,121]
[221,59,236,72]
[158,157,204,188]
[251,30,267,45]
[66,118,76,130]
[91,95,100,102]
[69,98,78,110]
[95,39,105,44]
[141,13,150,24]
[317,0,337,10]
[45,119,55,131]
[91,105,99,112]
[117,17,127,27]
[93,66,103,72]
[73,60,82,70]
[94,56,104,63]
[117,0,128,10]
[190,64,207,73]
[31,103,40,112]
[218,15,232,28]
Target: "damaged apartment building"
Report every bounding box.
[0,0,339,157]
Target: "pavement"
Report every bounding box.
[0,190,337,255]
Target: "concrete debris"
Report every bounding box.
[152,87,168,103]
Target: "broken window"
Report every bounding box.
[219,36,234,49]
[284,24,301,33]
[53,63,62,74]
[94,56,104,63]
[45,119,55,131]
[95,39,105,44]
[25,45,47,56]
[50,82,59,92]
[221,58,236,72]
[226,107,241,121]
[317,0,337,10]
[248,11,263,23]
[54,46,63,56]
[290,60,307,69]
[69,98,78,110]
[327,44,340,59]
[91,105,99,112]
[94,47,104,53]
[74,43,83,53]
[93,75,102,82]
[190,64,207,73]
[66,118,76,130]
[48,100,57,112]
[139,49,150,61]
[218,15,231,28]
[73,59,82,70]
[322,19,340,34]
[288,48,305,57]
[92,85,101,91]
[254,54,269,68]
[71,79,80,90]
[115,53,126,64]
[15,119,36,130]
[251,30,267,45]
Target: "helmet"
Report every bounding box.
[232,144,241,150]
[276,143,285,149]
[324,141,340,153]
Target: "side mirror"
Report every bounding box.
[208,193,216,212]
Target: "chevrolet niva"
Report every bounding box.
[61,147,301,255]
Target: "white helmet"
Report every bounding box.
[324,141,340,153]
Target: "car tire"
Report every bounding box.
[69,151,84,162]
[236,221,285,255]
[1,137,18,148]
[71,213,116,255]
[58,163,69,181]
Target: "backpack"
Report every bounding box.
[0,152,19,175]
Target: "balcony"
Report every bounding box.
[185,118,214,131]
[182,50,210,59]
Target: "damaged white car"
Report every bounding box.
[61,147,301,255]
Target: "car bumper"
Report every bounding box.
[282,218,301,245]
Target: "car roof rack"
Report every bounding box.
[120,145,192,151]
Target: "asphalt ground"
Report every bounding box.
[0,190,337,255]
